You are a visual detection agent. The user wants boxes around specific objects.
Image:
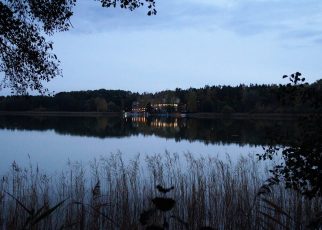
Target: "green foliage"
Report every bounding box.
[259,73,322,198]
[1,79,322,113]
[221,104,235,115]
[94,97,108,112]
[1,152,322,229]
[0,0,156,94]
[5,191,67,229]
[263,115,322,198]
[140,185,176,229]
[140,184,216,229]
[146,102,154,113]
[152,197,176,212]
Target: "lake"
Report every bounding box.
[0,115,299,173]
[1,114,321,230]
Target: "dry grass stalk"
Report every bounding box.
[0,152,321,229]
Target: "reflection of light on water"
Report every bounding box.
[131,117,179,128]
[131,117,147,123]
[150,119,178,128]
[151,103,178,108]
[0,117,288,176]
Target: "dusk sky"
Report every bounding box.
[24,0,322,93]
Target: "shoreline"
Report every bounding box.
[0,111,317,119]
[0,111,121,117]
[187,112,311,120]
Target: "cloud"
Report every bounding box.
[67,0,322,45]
[184,0,239,8]
[51,23,322,93]
[43,0,322,94]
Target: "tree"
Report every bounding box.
[0,0,156,94]
[186,90,197,113]
[94,97,108,112]
[259,73,322,198]
[145,102,154,114]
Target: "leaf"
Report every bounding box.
[139,209,155,225]
[25,205,45,226]
[5,191,33,215]
[257,216,275,230]
[156,185,174,194]
[59,221,79,230]
[72,201,119,226]
[260,197,291,219]
[92,180,101,198]
[152,197,176,212]
[257,184,272,196]
[31,198,67,226]
[307,211,322,229]
[200,226,216,230]
[146,224,164,230]
[170,215,189,229]
[258,210,290,230]
[34,205,45,217]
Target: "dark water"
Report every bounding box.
[0,115,300,172]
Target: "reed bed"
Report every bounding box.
[0,152,321,229]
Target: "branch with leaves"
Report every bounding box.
[0,0,156,94]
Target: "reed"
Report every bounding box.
[0,152,321,229]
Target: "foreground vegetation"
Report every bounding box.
[0,152,321,229]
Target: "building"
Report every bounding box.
[131,98,186,114]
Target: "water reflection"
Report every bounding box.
[0,115,302,146]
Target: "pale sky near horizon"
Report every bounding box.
[3,0,322,95]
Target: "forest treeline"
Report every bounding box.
[0,80,322,113]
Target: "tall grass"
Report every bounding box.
[0,152,321,229]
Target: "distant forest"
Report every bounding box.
[1,80,322,113]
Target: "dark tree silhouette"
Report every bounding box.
[1,81,322,112]
[0,0,156,94]
[260,73,322,198]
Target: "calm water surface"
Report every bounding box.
[0,115,299,173]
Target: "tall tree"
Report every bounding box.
[0,0,156,94]
[259,73,322,198]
